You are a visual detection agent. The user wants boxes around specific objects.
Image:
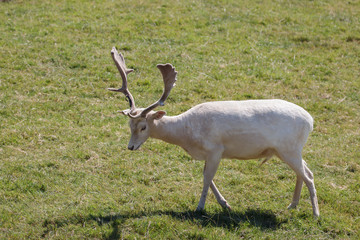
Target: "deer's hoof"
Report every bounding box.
[224,202,232,211]
[287,202,298,209]
[195,206,205,213]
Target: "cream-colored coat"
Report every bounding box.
[109,47,319,217]
[125,99,319,217]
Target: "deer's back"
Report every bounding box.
[178,99,313,160]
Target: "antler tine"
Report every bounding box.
[137,64,177,118]
[108,47,136,112]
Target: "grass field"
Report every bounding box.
[1,0,359,239]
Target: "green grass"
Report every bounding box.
[1,0,359,239]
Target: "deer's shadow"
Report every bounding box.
[90,208,287,239]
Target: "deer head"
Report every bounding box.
[108,47,177,150]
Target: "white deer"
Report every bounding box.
[108,47,320,217]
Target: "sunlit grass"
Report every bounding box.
[0,0,359,239]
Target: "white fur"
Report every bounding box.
[124,99,320,217]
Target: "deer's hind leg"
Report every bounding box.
[279,151,320,217]
[288,176,303,209]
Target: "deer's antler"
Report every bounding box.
[108,47,136,113]
[108,47,177,119]
[137,63,177,118]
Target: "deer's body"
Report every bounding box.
[150,100,313,161]
[108,47,320,217]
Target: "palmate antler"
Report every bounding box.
[108,47,177,118]
[108,47,136,113]
[138,63,177,118]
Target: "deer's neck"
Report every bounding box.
[149,115,187,147]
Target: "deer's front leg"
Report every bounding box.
[196,155,222,211]
[210,181,231,210]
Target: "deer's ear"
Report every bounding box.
[119,109,131,116]
[151,111,166,120]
